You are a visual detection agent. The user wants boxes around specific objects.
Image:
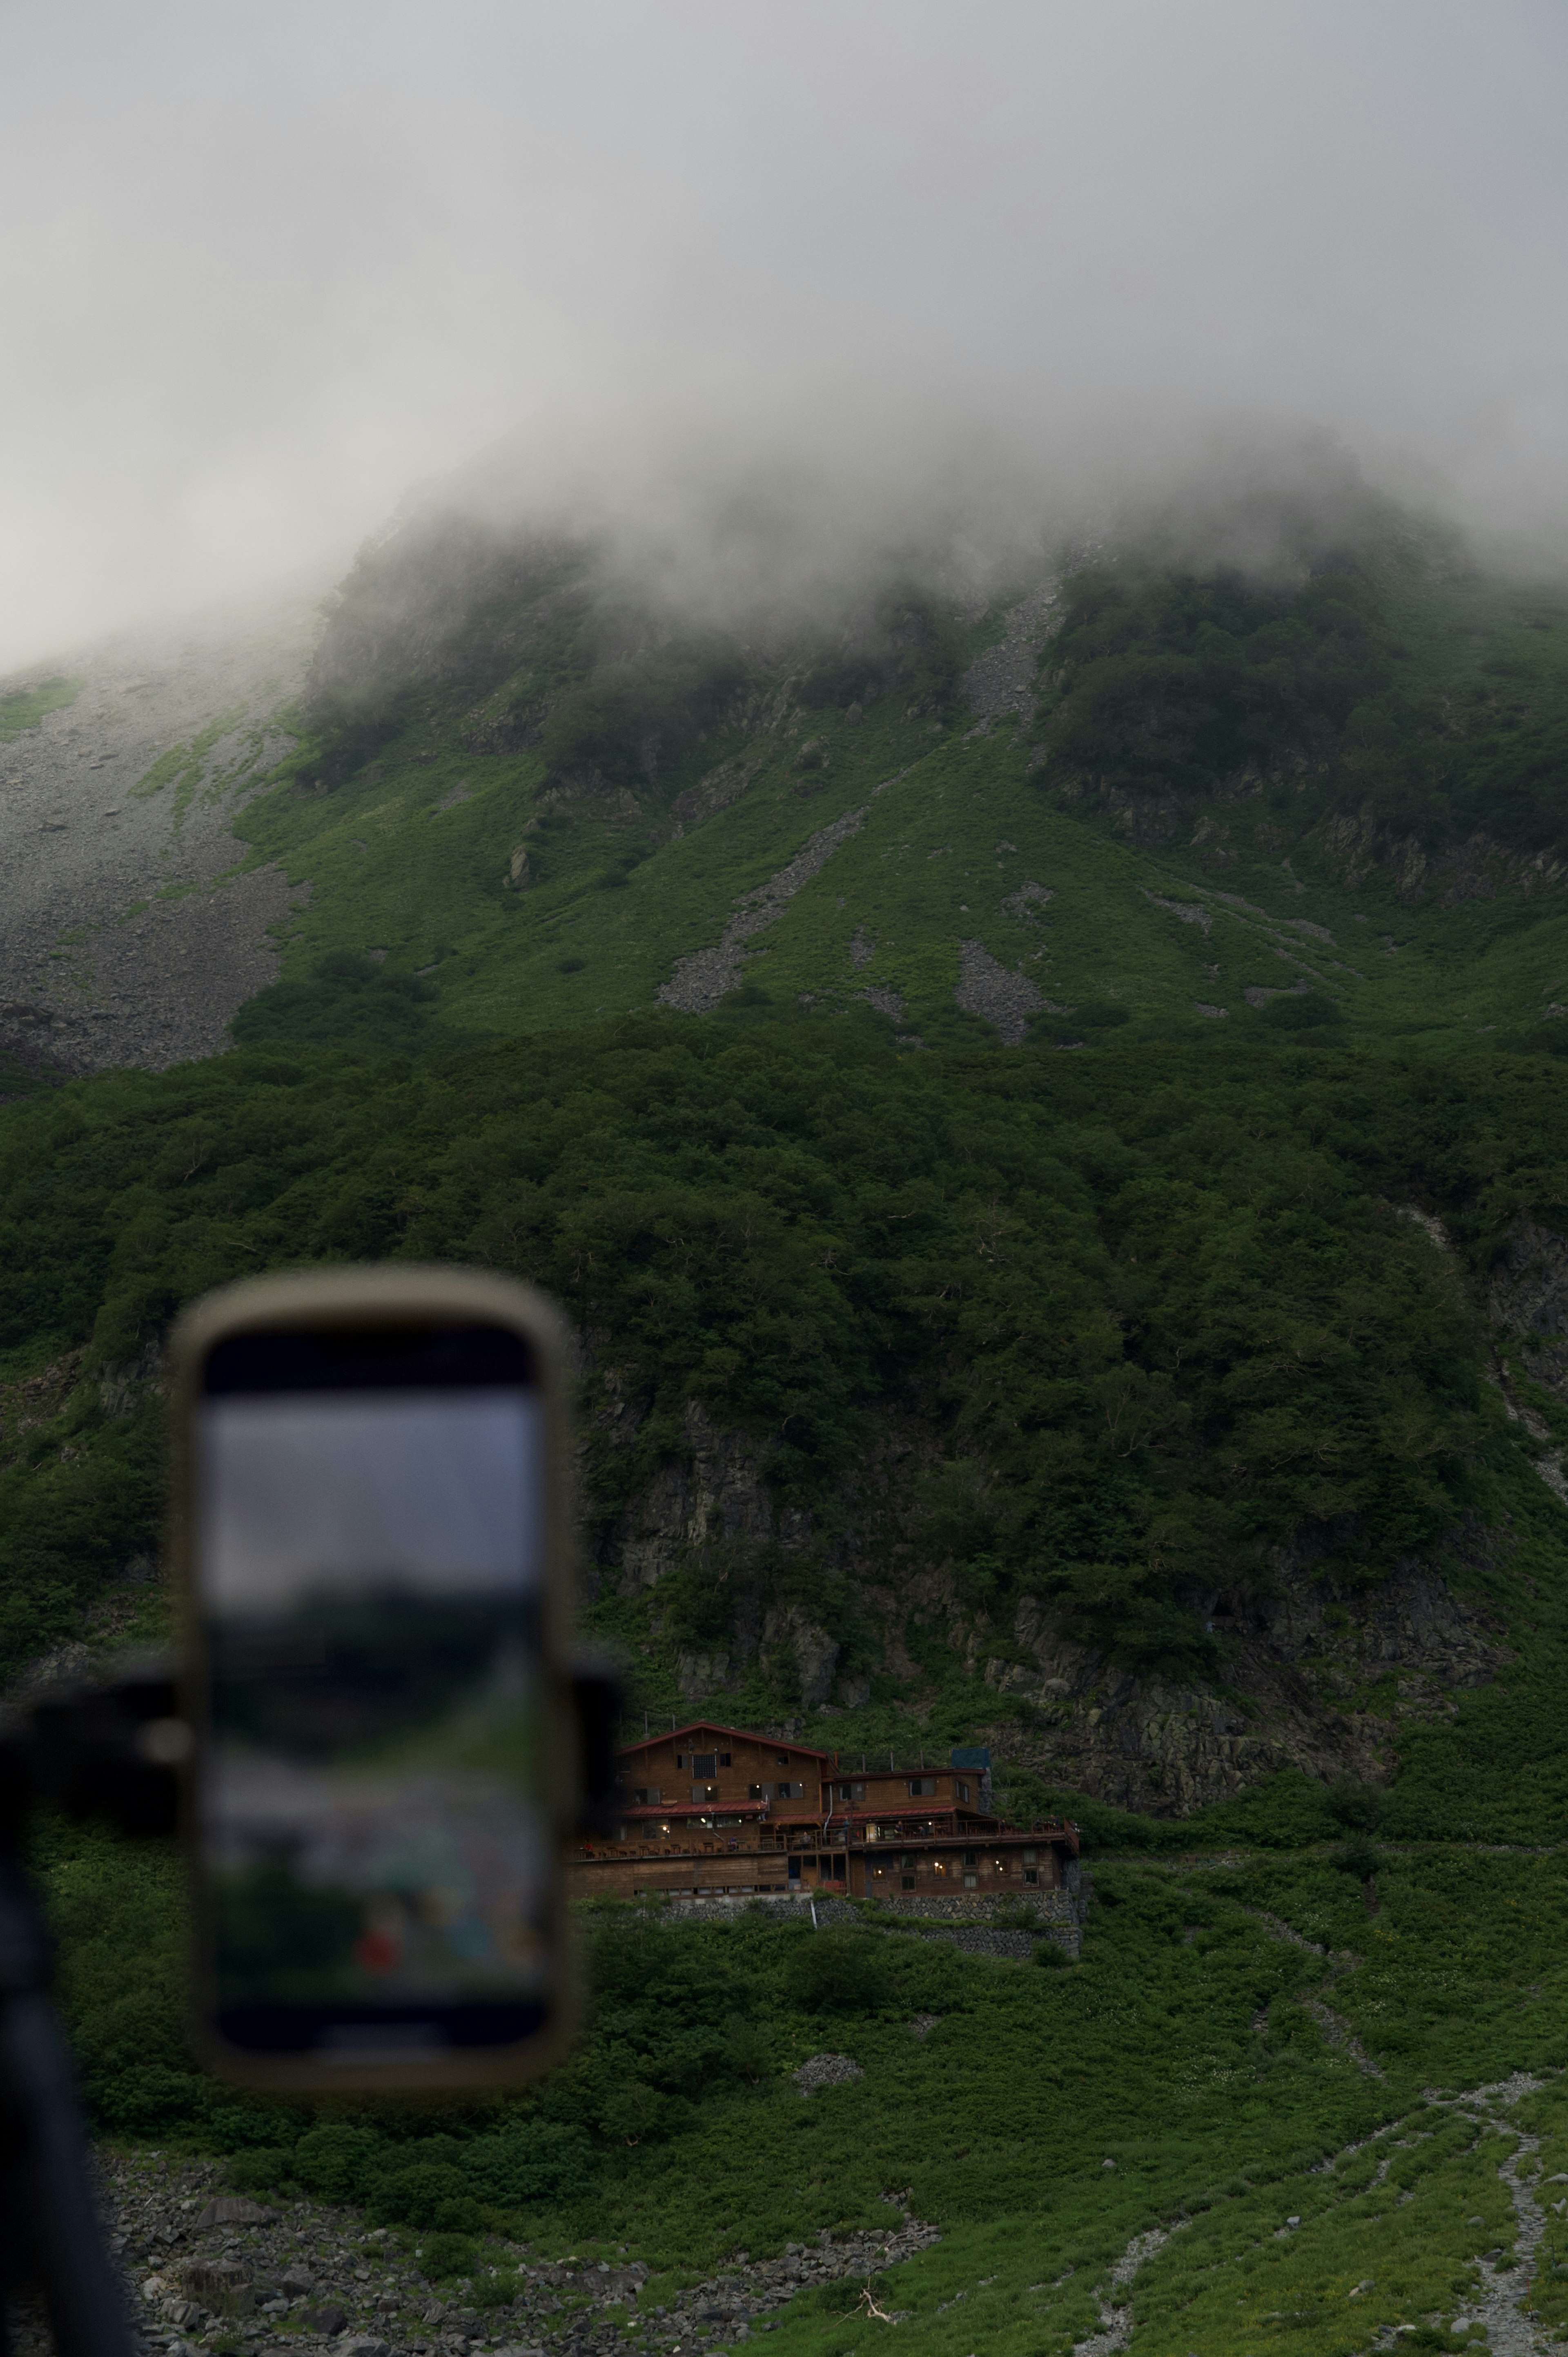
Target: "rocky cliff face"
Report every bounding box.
[978,1535,1509,1811]
[0,1299,1536,1816]
[1490,1216,1568,1392]
[579,1363,1518,1811]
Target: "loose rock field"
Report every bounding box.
[25,2153,938,2357]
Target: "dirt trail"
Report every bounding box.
[1427,2074,1553,2356]
[1248,1911,1558,2350]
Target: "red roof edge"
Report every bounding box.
[615,1719,835,1762]
[619,1802,770,1820]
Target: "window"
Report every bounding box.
[901,1875,915,1890]
[829,1855,847,1879]
[776,1753,791,1766]
[692,1753,717,1777]
[956,1780,970,1801]
[691,1783,719,1803]
[675,1754,685,1768]
[907,1776,937,1796]
[718,1752,732,1767]
[1024,1869,1039,1886]
[964,1849,978,1867]
[840,1781,865,1801]
[1023,1847,1038,1865]
[963,1873,978,1890]
[775,1780,804,1800]
[899,1854,915,1870]
[747,1784,765,1799]
[633,1786,661,1806]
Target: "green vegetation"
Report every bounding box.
[131,706,248,832]
[0,1018,1559,1695]
[1033,554,1393,805]
[16,491,1568,2345]
[0,675,78,738]
[1034,534,1568,865]
[47,1813,1568,2354]
[166,511,1568,1075]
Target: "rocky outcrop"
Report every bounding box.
[952,939,1051,1044]
[1489,1215,1568,1396]
[960,581,1062,727]
[596,1400,838,1708]
[974,1535,1510,1812]
[602,1400,782,1593]
[588,1363,1516,1807]
[670,755,759,827]
[1320,813,1568,906]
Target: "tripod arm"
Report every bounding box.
[0,1851,135,2357]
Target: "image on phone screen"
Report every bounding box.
[196,1327,551,2059]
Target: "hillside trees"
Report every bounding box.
[0,1020,1535,1692]
[1033,541,1568,864]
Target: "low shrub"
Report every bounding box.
[782,1931,888,2015]
[416,2233,479,2282]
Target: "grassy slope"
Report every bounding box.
[0,675,78,739]
[191,557,1568,1063]
[50,1817,1568,2357]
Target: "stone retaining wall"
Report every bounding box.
[658,1891,813,1924]
[639,1876,1089,1958]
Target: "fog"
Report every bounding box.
[3,0,1568,671]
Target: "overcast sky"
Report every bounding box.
[4,0,1568,670]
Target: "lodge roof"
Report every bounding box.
[615,1720,835,1762]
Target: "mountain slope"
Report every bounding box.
[5,491,1568,1825]
[211,505,1568,1069]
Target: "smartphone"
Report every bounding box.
[168,1269,576,2092]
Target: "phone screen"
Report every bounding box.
[195,1324,552,2061]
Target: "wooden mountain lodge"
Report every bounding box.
[572,1720,1079,1902]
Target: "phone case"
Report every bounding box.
[166,1265,580,2094]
